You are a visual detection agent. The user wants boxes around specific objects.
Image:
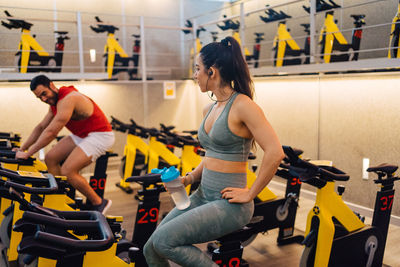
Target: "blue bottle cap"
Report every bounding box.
[160,167,180,183]
[151,167,167,174]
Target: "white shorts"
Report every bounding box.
[70,131,115,161]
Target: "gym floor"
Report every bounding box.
[90,159,400,267]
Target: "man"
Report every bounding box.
[15,75,114,214]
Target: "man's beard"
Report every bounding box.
[48,91,59,106]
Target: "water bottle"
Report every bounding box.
[151,167,191,210]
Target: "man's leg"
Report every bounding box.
[45,136,76,175]
[60,146,102,206]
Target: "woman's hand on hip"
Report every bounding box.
[221,187,252,203]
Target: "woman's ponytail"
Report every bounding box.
[200,36,254,100]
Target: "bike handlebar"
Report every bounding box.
[125,173,162,184]
[0,150,17,158]
[282,146,349,185]
[21,210,114,251]
[0,169,58,194]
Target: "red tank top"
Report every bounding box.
[50,86,112,138]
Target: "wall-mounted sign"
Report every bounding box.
[163,81,176,99]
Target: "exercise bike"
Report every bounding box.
[111,117,149,193]
[0,132,21,148]
[272,22,312,66]
[90,16,131,79]
[272,21,303,67]
[0,166,61,266]
[123,173,167,267]
[1,10,70,73]
[111,117,178,194]
[281,146,399,267]
[319,11,366,63]
[1,179,138,267]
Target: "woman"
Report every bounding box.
[143,36,284,266]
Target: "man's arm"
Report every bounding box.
[18,96,76,158]
[18,108,54,151]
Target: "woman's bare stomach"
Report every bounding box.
[203,157,247,173]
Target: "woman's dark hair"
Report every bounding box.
[199,36,254,99]
[30,75,51,91]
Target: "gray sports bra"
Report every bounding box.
[198,92,252,162]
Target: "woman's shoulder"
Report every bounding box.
[232,93,264,118]
[233,93,255,108]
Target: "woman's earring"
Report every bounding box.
[231,80,234,88]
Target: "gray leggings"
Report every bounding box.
[143,169,254,267]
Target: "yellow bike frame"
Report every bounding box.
[388,1,400,58]
[320,12,349,63]
[118,134,149,190]
[147,136,180,172]
[104,33,129,79]
[18,29,50,73]
[304,181,365,266]
[273,22,301,67]
[232,32,251,57]
[178,143,202,194]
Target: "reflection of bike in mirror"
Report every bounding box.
[272,21,302,67]
[319,11,366,63]
[1,10,70,73]
[90,16,141,79]
[258,7,310,67]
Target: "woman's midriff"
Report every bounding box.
[203,157,247,173]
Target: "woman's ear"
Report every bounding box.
[208,67,215,76]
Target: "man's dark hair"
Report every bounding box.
[30,75,51,91]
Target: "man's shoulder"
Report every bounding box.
[57,91,82,108]
[59,85,78,93]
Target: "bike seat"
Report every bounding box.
[367,164,398,175]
